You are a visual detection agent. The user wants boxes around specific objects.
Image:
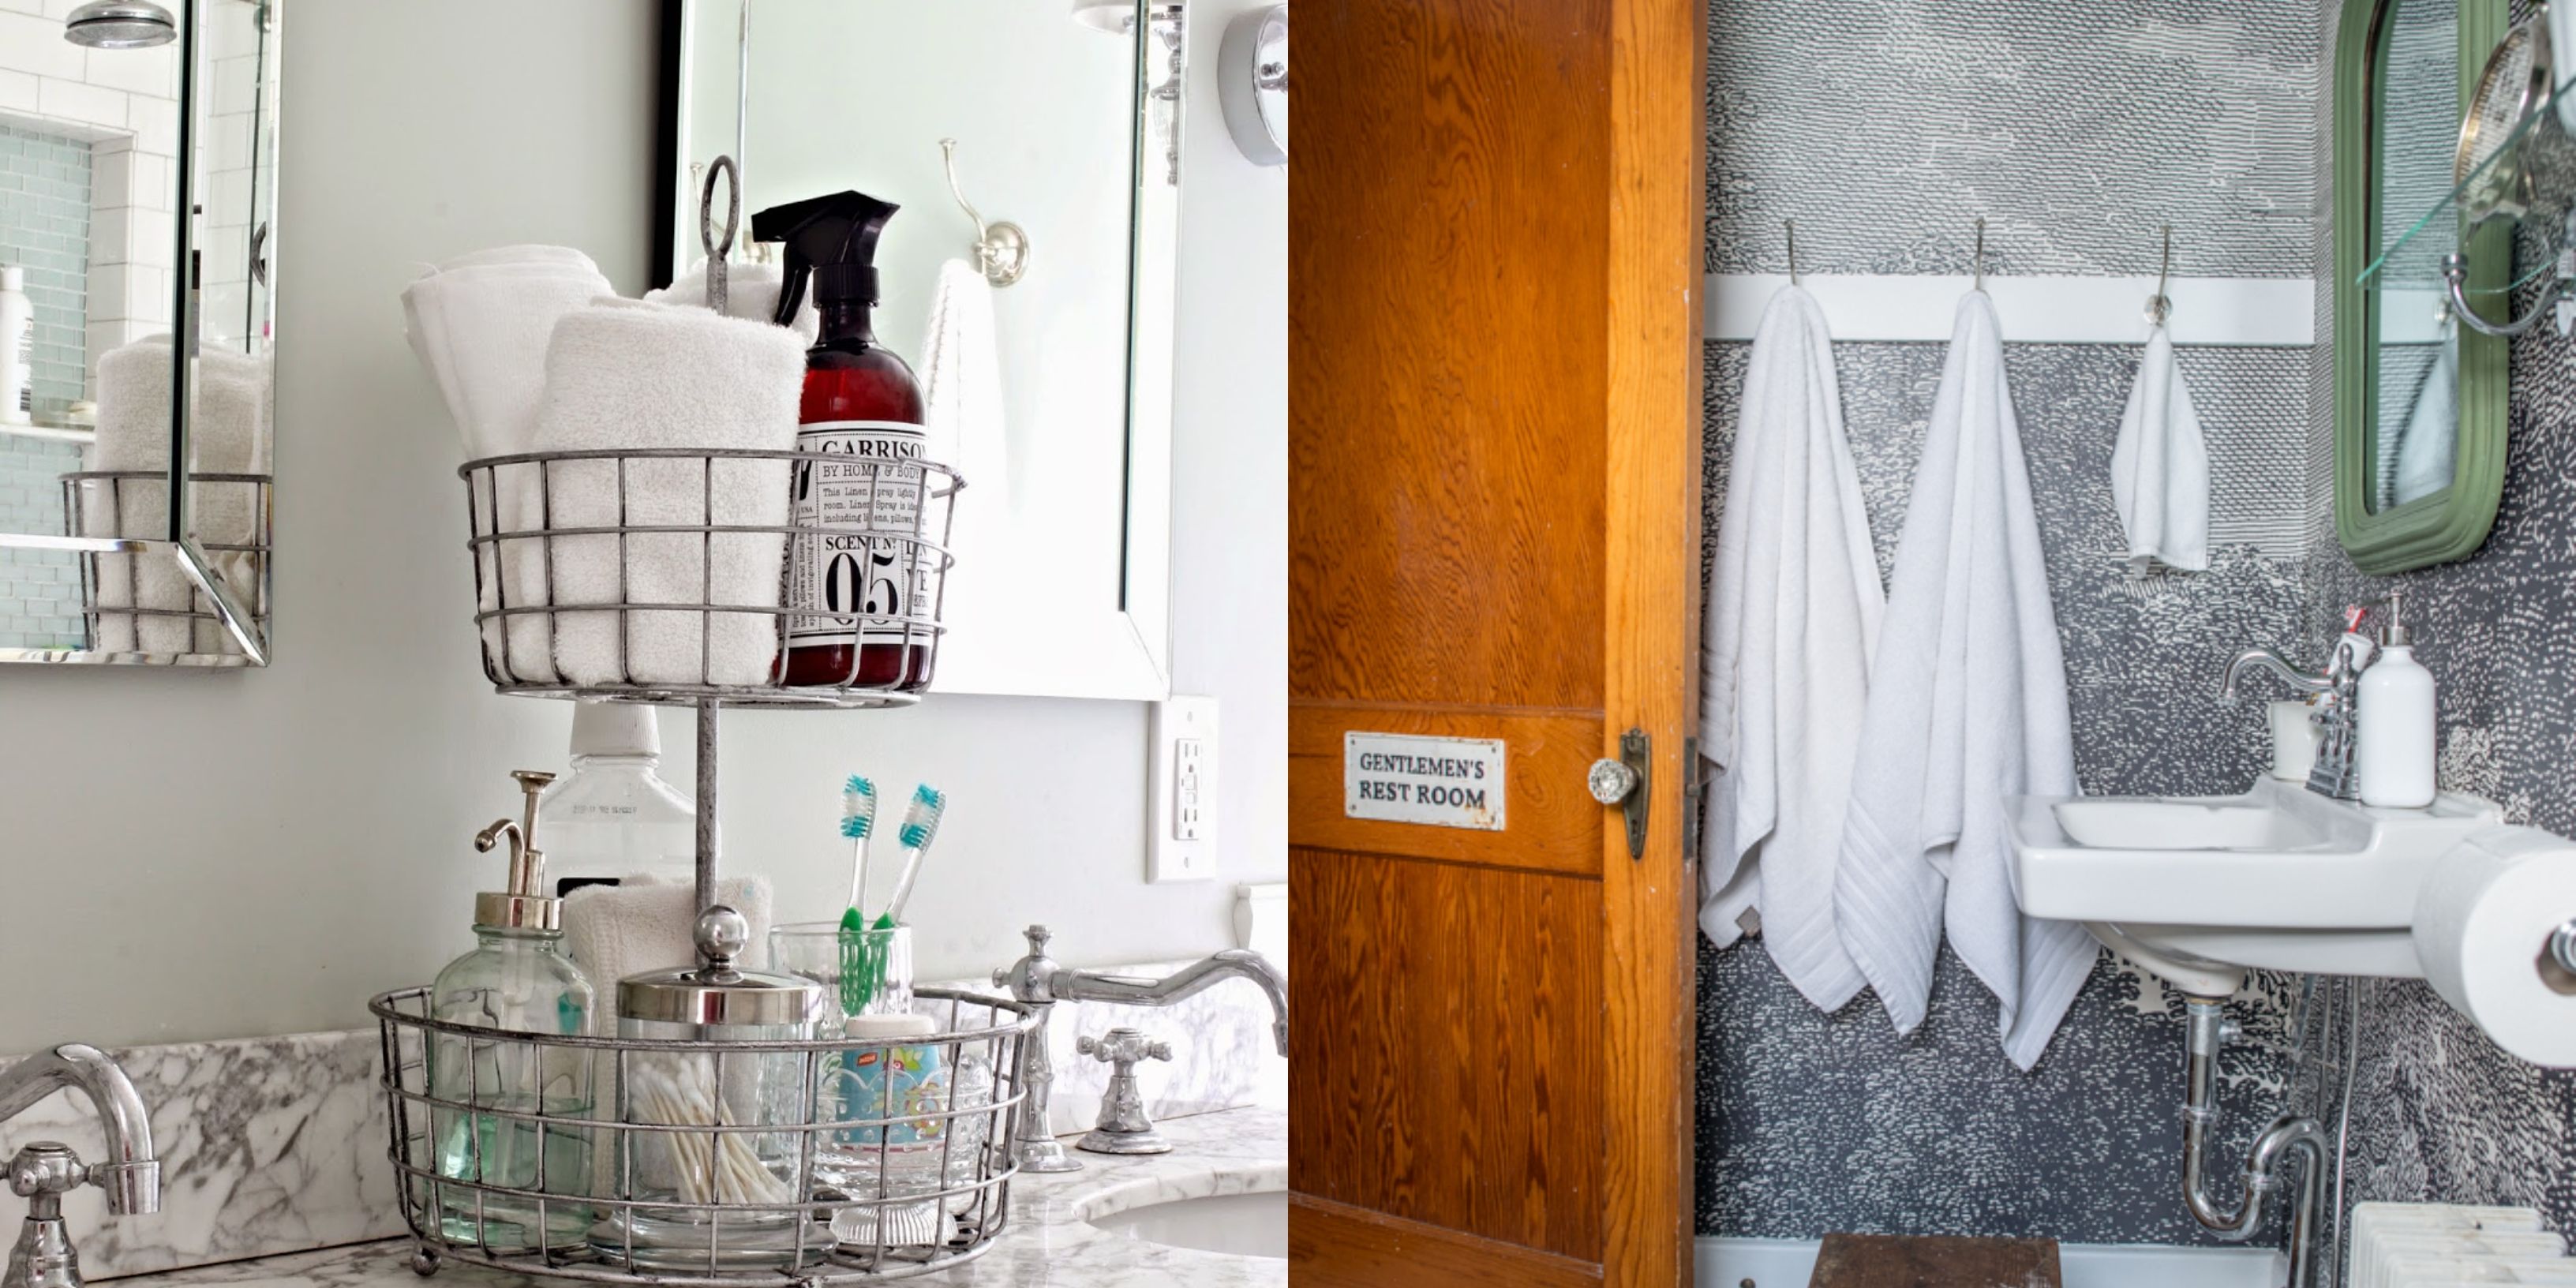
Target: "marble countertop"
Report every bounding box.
[114,1109,1285,1288]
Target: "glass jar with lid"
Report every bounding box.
[590,907,823,1271]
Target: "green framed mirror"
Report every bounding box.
[2334,0,2510,574]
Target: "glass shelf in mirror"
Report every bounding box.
[2358,66,2576,290]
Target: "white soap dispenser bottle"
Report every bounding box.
[2357,592,2437,809]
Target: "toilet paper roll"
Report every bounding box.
[2412,826,2576,1066]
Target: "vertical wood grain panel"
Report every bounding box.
[1290,847,1605,1259]
[1598,0,1707,1282]
[1288,0,1612,710]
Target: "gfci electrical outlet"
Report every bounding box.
[1149,695,1219,882]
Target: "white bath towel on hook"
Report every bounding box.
[1837,290,2095,1070]
[2110,323,2210,572]
[1699,284,1883,1011]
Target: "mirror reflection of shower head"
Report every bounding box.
[2456,9,2556,226]
[62,0,177,49]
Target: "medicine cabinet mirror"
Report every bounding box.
[2335,0,2510,574]
[659,0,1182,701]
[0,0,278,667]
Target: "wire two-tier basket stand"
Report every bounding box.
[373,440,1022,1285]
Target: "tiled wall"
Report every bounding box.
[0,119,90,650]
[0,120,90,418]
[1697,0,2327,1249]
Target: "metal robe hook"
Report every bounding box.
[1972,216,1987,292]
[1785,218,1802,286]
[940,137,1031,287]
[2147,223,2174,327]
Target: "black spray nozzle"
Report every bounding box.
[750,191,900,328]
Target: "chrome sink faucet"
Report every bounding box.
[993,925,1288,1173]
[1,1045,159,1288]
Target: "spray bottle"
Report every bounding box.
[751,191,932,690]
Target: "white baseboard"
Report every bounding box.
[1696,1235,2286,1288]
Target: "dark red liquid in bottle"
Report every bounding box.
[781,301,930,689]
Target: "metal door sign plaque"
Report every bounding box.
[1343,732,1506,830]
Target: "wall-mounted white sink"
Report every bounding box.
[2006,777,2503,994]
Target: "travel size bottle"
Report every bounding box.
[751,192,934,691]
[429,770,597,1251]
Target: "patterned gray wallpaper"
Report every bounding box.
[1697,0,2334,1250]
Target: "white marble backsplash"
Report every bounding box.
[0,953,1284,1278]
[0,1030,401,1280]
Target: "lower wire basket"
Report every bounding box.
[371,987,1034,1285]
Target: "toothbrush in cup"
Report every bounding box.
[854,784,946,1009]
[837,776,878,1015]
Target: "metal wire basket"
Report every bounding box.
[62,470,273,653]
[458,448,961,710]
[373,986,1035,1286]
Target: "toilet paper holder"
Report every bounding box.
[2545,921,2576,995]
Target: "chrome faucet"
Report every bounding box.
[993,925,1288,1173]
[1,1045,159,1288]
[2217,646,2331,702]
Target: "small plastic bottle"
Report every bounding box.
[429,770,597,1251]
[1,266,35,426]
[2357,593,2438,810]
[541,701,697,885]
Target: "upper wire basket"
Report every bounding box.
[62,470,273,656]
[458,448,961,709]
[373,986,1035,1286]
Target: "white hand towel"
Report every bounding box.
[646,258,821,344]
[2108,324,2211,572]
[401,246,615,678]
[1837,291,2095,1070]
[919,259,1005,620]
[526,298,807,687]
[2393,325,2458,507]
[86,337,268,655]
[1699,285,1883,1010]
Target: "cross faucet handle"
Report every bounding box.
[1076,1028,1173,1067]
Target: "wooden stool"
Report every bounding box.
[1807,1233,2064,1287]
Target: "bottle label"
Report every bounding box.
[786,420,939,650]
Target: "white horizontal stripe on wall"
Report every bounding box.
[1707,274,2316,347]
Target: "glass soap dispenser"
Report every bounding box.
[429,769,599,1252]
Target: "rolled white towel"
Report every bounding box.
[86,337,268,655]
[401,245,614,680]
[646,258,820,344]
[526,299,807,687]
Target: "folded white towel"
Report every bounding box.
[526,299,807,687]
[646,258,821,344]
[1700,285,1883,1010]
[1837,291,2093,1070]
[86,337,268,655]
[402,246,616,678]
[2393,325,2458,507]
[918,259,1002,616]
[2109,324,2210,572]
[563,874,776,989]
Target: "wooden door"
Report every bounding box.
[1287,1,1707,1285]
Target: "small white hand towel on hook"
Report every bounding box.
[2392,316,2458,507]
[2109,323,2210,573]
[919,258,1008,562]
[1837,290,2095,1070]
[1698,284,1884,1011]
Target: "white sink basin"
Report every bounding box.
[1087,1189,1286,1260]
[2006,776,2503,991]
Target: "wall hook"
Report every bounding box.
[2146,224,2174,327]
[1785,218,1802,286]
[940,137,1031,287]
[1973,216,1987,292]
